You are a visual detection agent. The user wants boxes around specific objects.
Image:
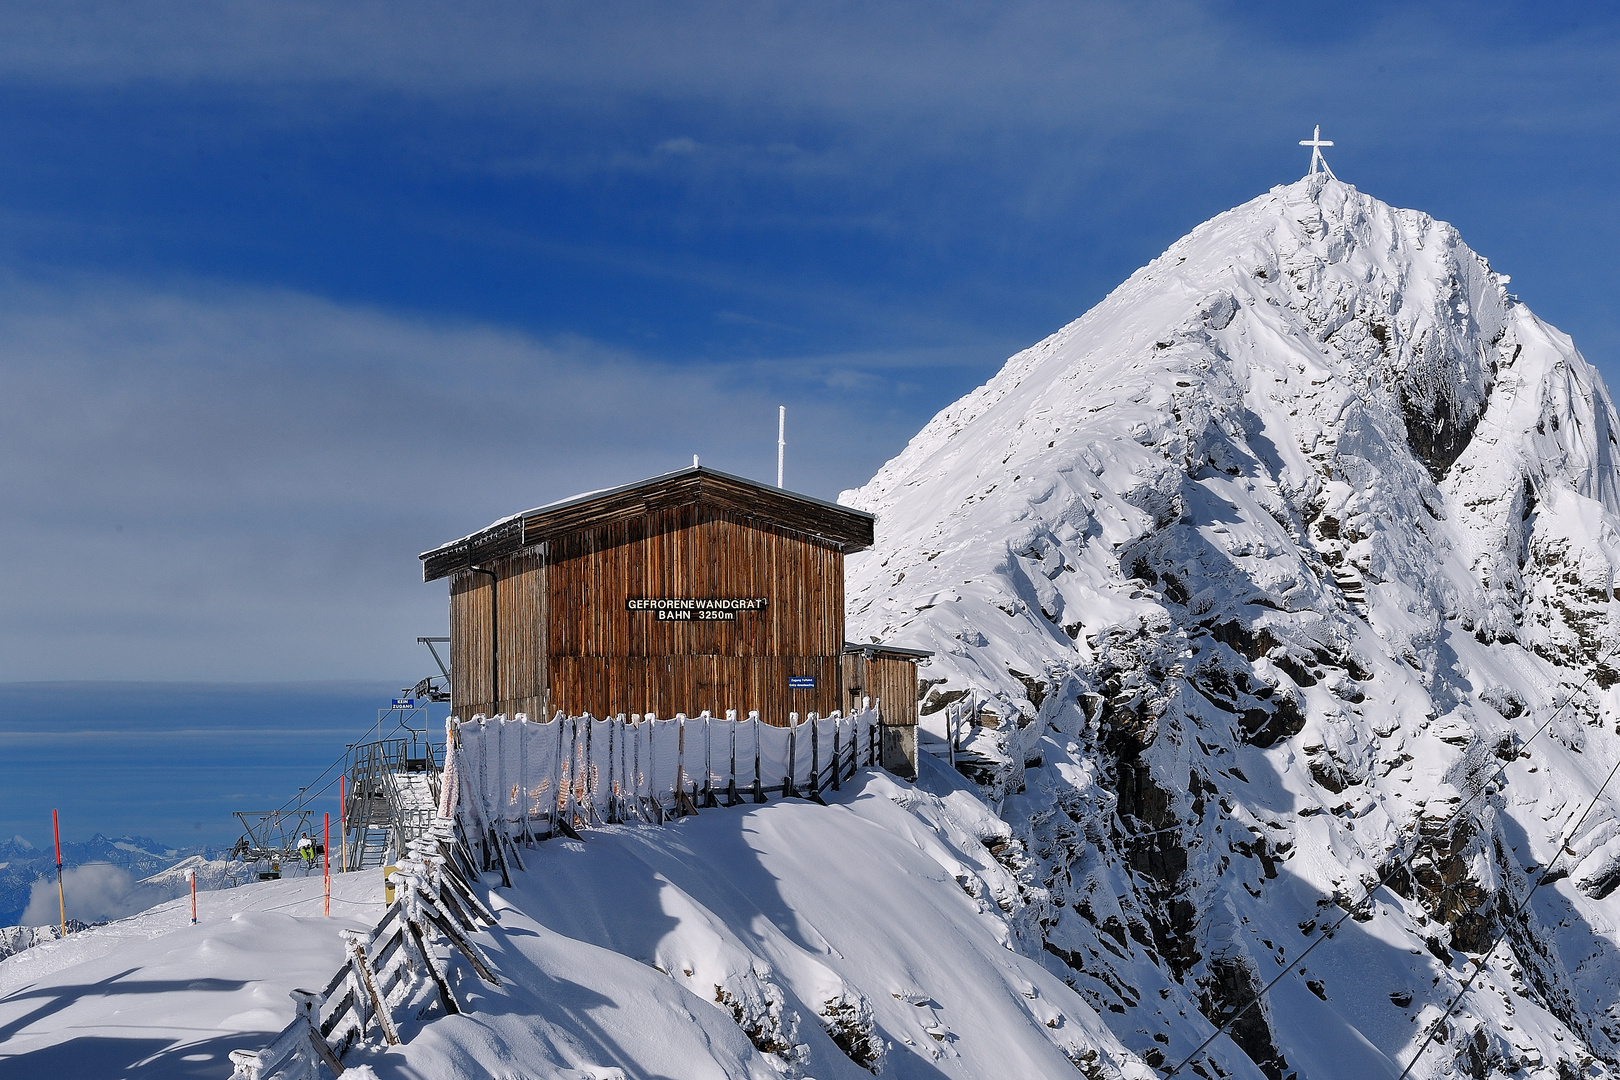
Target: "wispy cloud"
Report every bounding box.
[0,273,965,681]
[715,310,802,334]
[0,4,1610,134]
[0,4,1575,175]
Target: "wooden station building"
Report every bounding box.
[421,466,924,774]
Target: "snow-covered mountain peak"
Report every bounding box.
[842,178,1620,1079]
[844,176,1620,687]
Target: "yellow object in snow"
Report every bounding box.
[384,864,398,905]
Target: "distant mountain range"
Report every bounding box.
[0,833,212,926]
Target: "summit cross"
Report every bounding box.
[1300,125,1336,179]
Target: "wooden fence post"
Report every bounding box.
[405,915,461,1017]
[783,714,800,798]
[343,931,399,1046]
[291,989,344,1075]
[751,712,765,803]
[808,715,820,798]
[552,711,566,839]
[831,724,841,792]
[700,711,719,808]
[675,714,699,817]
[725,710,742,806]
[602,718,612,829]
[647,713,666,823]
[583,714,596,826]
[227,1048,263,1080]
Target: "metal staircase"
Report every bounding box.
[345,738,442,870]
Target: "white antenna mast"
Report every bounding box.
[777,406,786,488]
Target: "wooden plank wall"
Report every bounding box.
[450,548,548,720]
[548,655,840,722]
[546,505,843,723]
[840,654,867,716]
[448,506,854,724]
[840,655,920,726]
[546,505,842,659]
[494,547,547,719]
[864,658,919,726]
[449,570,490,714]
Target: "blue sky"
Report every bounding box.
[3,5,1620,697]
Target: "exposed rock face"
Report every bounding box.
[843,176,1620,1079]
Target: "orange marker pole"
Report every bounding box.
[188,868,197,925]
[323,812,331,917]
[52,809,66,937]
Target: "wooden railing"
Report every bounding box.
[227,817,497,1080]
[227,705,886,1077]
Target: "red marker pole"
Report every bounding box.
[188,868,197,925]
[323,812,331,917]
[52,809,66,937]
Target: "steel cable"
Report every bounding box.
[1164,632,1620,1077]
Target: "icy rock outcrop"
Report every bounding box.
[845,176,1620,1080]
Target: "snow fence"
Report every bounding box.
[447,708,882,847]
[229,816,499,1080]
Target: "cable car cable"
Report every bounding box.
[1394,748,1620,1080]
[1163,633,1620,1077]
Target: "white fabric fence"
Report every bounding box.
[450,708,881,846]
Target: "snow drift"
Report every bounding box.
[0,769,1160,1079]
[842,175,1620,1079]
[0,869,384,1079]
[368,765,1156,1079]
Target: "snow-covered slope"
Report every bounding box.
[1,854,247,964]
[0,770,1164,1079]
[326,767,1156,1079]
[0,868,386,1078]
[843,175,1620,1079]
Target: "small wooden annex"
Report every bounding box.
[421,466,923,774]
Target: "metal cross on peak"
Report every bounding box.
[1300,125,1336,180]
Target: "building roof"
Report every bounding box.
[421,465,876,581]
[843,642,934,660]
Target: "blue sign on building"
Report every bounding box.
[787,676,816,689]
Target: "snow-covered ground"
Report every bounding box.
[1,769,1167,1078]
[0,867,384,1078]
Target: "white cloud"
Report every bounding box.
[3,2,1607,146]
[656,137,699,156]
[19,862,165,925]
[0,273,969,682]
